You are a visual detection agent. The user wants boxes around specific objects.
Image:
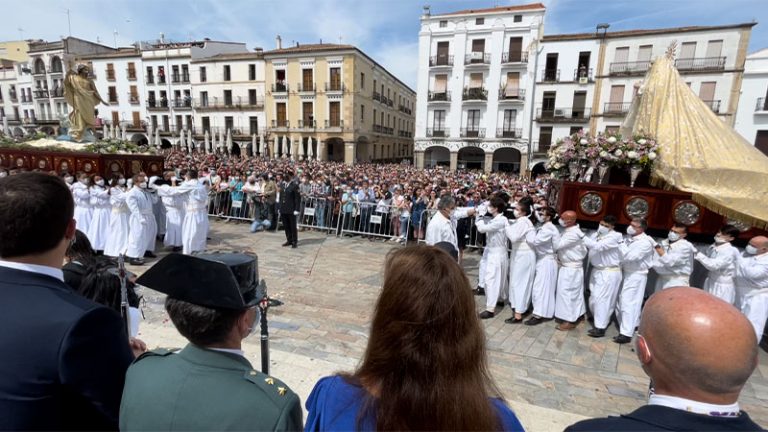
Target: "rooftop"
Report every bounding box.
[263,43,355,56]
[191,51,264,63]
[433,3,546,17]
[543,22,757,42]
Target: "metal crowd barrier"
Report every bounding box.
[338,202,410,244]
[415,208,494,251]
[297,197,336,233]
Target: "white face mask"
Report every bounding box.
[745,245,758,255]
[714,235,728,244]
[80,178,89,185]
[668,231,680,242]
[0,172,7,178]
[626,225,637,236]
[118,179,126,186]
[597,225,610,235]
[513,209,523,219]
[558,219,567,227]
[64,176,74,184]
[95,179,105,187]
[139,182,148,189]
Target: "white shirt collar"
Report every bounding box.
[649,394,740,417]
[207,347,246,358]
[0,260,65,282]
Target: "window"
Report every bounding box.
[360,72,365,89]
[302,102,313,125]
[127,62,136,80]
[224,90,233,106]
[223,65,231,81]
[755,130,768,156]
[248,89,257,105]
[106,63,115,81]
[329,102,340,127]
[706,40,723,59]
[569,126,582,135]
[129,85,138,104]
[513,15,522,22]
[111,111,119,124]
[439,20,447,28]
[175,115,182,131]
[471,39,485,53]
[224,116,234,132]
[605,126,619,135]
[469,73,483,89]
[475,17,484,25]
[572,91,587,117]
[181,65,189,82]
[503,109,516,131]
[329,67,341,91]
[373,108,377,125]
[538,126,553,151]
[302,69,313,91]
[249,116,259,135]
[200,66,207,82]
[360,104,365,122]
[199,91,208,107]
[542,91,556,115]
[185,115,192,129]
[172,65,180,83]
[202,116,210,132]
[108,86,117,103]
[157,66,166,83]
[249,64,256,80]
[276,103,287,126]
[467,109,480,130]
[275,70,286,91]
[433,110,445,131]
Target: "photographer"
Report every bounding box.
[120,253,302,431]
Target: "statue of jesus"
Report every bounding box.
[64,63,106,142]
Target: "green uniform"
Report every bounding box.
[120,344,302,431]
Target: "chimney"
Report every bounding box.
[276,35,282,49]
[159,32,165,44]
[254,47,263,55]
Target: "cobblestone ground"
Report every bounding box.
[129,220,768,431]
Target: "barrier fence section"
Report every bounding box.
[297,197,337,233]
[416,208,488,250]
[338,202,410,244]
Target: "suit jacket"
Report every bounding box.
[566,405,765,431]
[0,266,134,430]
[263,180,277,204]
[279,180,301,215]
[62,261,87,291]
[120,344,303,431]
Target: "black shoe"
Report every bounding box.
[613,334,632,344]
[291,243,297,249]
[144,251,157,258]
[129,258,145,265]
[478,310,495,319]
[505,316,523,324]
[282,242,291,247]
[588,328,606,338]
[524,316,544,326]
[474,287,485,296]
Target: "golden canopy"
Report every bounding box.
[621,54,768,230]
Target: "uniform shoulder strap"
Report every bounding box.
[134,347,177,363]
[243,369,298,405]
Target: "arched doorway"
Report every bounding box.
[492,147,521,173]
[50,56,63,73]
[424,146,450,168]
[531,162,548,179]
[130,133,148,146]
[12,127,24,138]
[39,126,56,136]
[160,139,172,149]
[230,143,241,156]
[326,137,345,162]
[356,136,371,162]
[34,58,46,75]
[457,146,485,171]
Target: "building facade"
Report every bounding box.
[264,41,415,164]
[414,3,546,173]
[734,48,768,155]
[530,23,755,172]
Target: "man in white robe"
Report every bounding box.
[504,202,536,323]
[652,223,697,290]
[424,195,476,255]
[735,236,768,309]
[475,197,509,319]
[86,176,111,252]
[695,225,740,305]
[125,174,158,265]
[157,173,186,252]
[524,207,560,325]
[163,169,209,255]
[104,178,129,257]
[582,215,623,337]
[554,210,587,331]
[71,174,92,235]
[614,217,655,344]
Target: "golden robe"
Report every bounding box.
[64,70,103,141]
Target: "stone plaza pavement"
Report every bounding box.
[130,220,768,431]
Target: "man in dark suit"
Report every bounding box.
[0,172,139,430]
[566,287,764,431]
[279,170,301,248]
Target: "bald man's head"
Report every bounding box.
[749,236,768,255]
[561,210,577,227]
[638,287,758,403]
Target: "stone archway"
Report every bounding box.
[39,126,56,136]
[50,56,63,73]
[457,146,485,171]
[34,58,46,74]
[230,143,241,156]
[531,162,548,179]
[492,147,521,173]
[130,133,148,146]
[424,145,450,168]
[326,137,345,162]
[160,139,172,149]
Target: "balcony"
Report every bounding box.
[756,98,768,113]
[498,88,525,102]
[106,71,116,81]
[609,61,651,76]
[399,130,412,138]
[574,67,593,82]
[181,74,190,83]
[147,99,169,110]
[157,76,167,84]
[271,83,289,94]
[297,83,316,93]
[532,141,551,157]
[373,124,382,133]
[194,96,263,110]
[107,95,119,104]
[51,88,64,98]
[173,98,193,109]
[9,93,18,103]
[536,107,591,122]
[271,119,290,130]
[325,82,345,92]
[146,76,155,84]
[385,97,393,108]
[460,128,485,138]
[324,119,344,130]
[464,52,491,66]
[373,91,381,102]
[496,128,523,139]
[398,105,412,115]
[126,68,137,81]
[462,87,488,101]
[127,93,140,105]
[32,68,46,77]
[33,89,49,99]
[502,52,529,64]
[541,69,560,82]
[48,67,63,75]
[297,119,316,129]
[171,73,180,83]
[675,56,726,72]
[702,99,721,113]
[603,102,631,116]
[429,55,454,67]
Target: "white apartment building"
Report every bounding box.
[414,3,545,173]
[530,23,755,173]
[734,48,768,155]
[140,38,247,147]
[0,61,20,130]
[191,50,266,154]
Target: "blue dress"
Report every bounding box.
[305,375,525,431]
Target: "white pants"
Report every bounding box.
[704,278,735,305]
[742,291,768,341]
[87,205,111,251]
[617,271,648,337]
[509,248,536,313]
[104,210,129,257]
[125,213,157,258]
[182,210,208,255]
[164,207,185,248]
[478,249,488,288]
[555,266,586,323]
[531,256,558,318]
[589,268,623,329]
[482,248,509,311]
[74,206,93,236]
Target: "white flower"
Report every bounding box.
[554,163,563,169]
[614,149,623,157]
[580,138,588,145]
[648,152,657,160]
[627,150,639,159]
[599,150,608,158]
[607,136,617,144]
[638,139,647,145]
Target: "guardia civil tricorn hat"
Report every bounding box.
[136,253,263,309]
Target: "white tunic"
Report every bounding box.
[103,187,130,257]
[696,242,739,305]
[424,207,472,251]
[124,187,158,258]
[71,182,93,235]
[741,288,768,341]
[166,180,209,255]
[555,225,588,322]
[86,185,111,251]
[506,216,536,313]
[475,213,510,311]
[583,230,623,330]
[158,186,186,248]
[653,239,697,290]
[617,232,656,337]
[526,222,560,318]
[735,253,768,309]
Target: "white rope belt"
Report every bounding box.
[560,262,583,268]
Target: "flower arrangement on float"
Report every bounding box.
[546,129,659,187]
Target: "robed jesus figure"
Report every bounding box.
[64,63,106,142]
